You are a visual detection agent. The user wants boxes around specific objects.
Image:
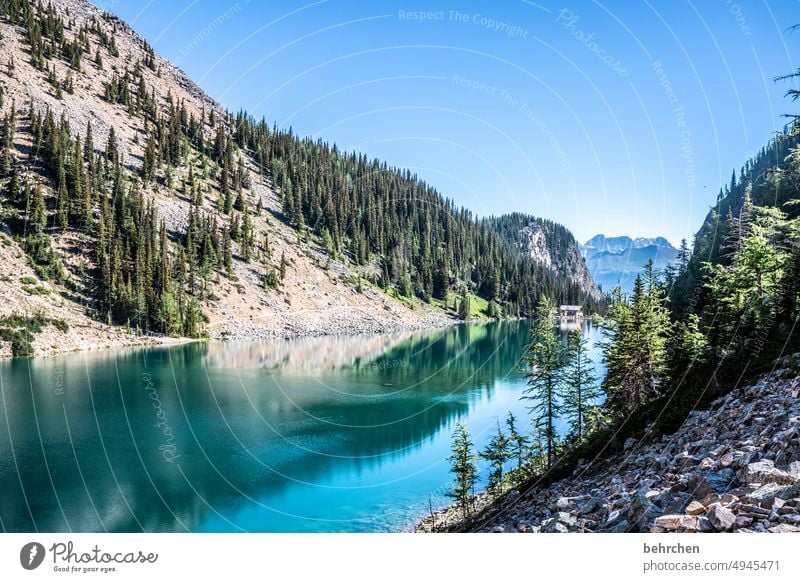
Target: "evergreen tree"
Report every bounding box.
[446,422,478,519]
[562,330,601,441]
[522,295,565,468]
[505,411,530,472]
[480,420,512,492]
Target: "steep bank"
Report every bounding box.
[419,354,800,533]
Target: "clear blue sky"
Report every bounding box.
[94,0,799,245]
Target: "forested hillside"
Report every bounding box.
[0,0,597,354]
[484,212,602,305]
[430,45,800,533]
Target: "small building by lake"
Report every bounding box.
[559,305,584,321]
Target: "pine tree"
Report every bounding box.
[505,411,530,471]
[601,263,671,416]
[480,420,512,492]
[446,422,478,519]
[522,295,565,468]
[562,330,600,441]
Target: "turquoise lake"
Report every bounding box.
[0,320,604,532]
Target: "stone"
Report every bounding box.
[780,514,800,525]
[738,459,799,485]
[685,501,706,515]
[628,492,663,531]
[491,525,505,533]
[707,504,736,531]
[696,516,714,532]
[789,461,800,478]
[698,457,716,470]
[542,519,568,533]
[734,515,753,528]
[623,437,636,451]
[556,511,577,527]
[653,515,684,531]
[719,452,735,467]
[654,514,699,532]
[768,523,800,533]
[554,497,573,511]
[746,482,800,503]
[688,469,736,499]
[576,497,606,516]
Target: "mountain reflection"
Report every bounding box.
[0,321,532,532]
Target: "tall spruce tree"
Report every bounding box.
[446,422,478,519]
[522,295,565,468]
[562,330,600,441]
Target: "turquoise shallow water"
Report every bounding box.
[0,320,603,532]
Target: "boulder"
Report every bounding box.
[688,469,736,499]
[768,523,800,533]
[628,492,663,531]
[685,501,706,515]
[707,504,736,531]
[738,460,799,485]
[746,482,800,503]
[576,497,606,516]
[653,514,699,532]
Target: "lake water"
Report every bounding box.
[0,320,604,532]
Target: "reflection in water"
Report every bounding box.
[0,321,601,532]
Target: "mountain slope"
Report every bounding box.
[0,0,595,355]
[485,213,602,306]
[580,234,679,294]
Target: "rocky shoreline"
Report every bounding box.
[418,354,800,533]
[207,310,458,341]
[1,310,461,359]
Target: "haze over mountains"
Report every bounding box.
[580,234,679,294]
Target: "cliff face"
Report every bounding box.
[420,354,800,533]
[487,213,602,304]
[519,221,600,301]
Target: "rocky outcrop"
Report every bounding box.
[419,355,800,533]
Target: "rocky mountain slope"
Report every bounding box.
[420,354,800,533]
[580,234,679,294]
[0,0,598,357]
[486,213,602,306]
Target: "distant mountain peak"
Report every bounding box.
[580,233,678,294]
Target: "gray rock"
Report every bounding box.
[623,437,636,451]
[556,511,577,527]
[542,519,569,533]
[746,482,800,503]
[768,523,800,533]
[707,504,736,531]
[628,492,663,531]
[738,460,799,485]
[688,469,736,499]
[576,497,606,516]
